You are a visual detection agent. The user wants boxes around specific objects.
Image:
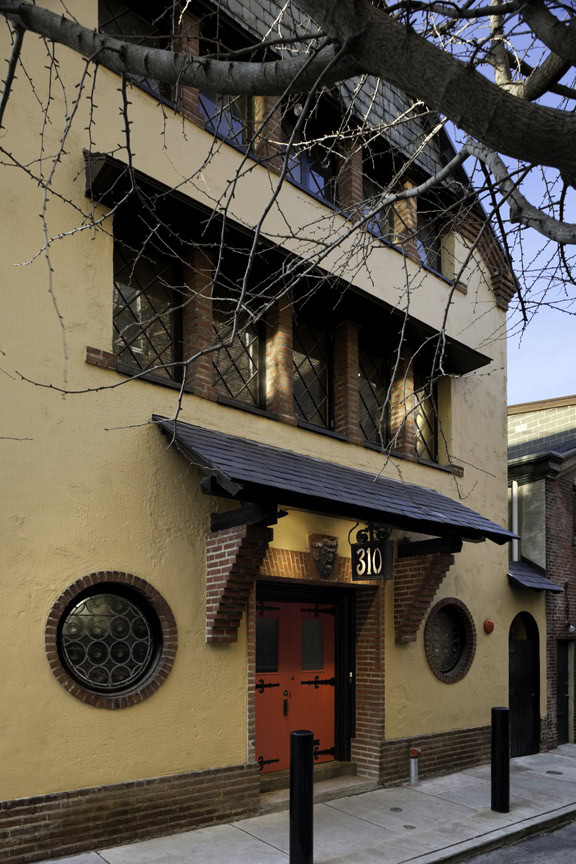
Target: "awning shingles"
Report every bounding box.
[155,416,515,545]
[508,559,563,593]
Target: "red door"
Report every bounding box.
[255,601,335,773]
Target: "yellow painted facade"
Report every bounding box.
[0,0,545,809]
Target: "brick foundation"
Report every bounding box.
[0,763,259,864]
[380,724,491,785]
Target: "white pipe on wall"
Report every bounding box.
[511,480,519,562]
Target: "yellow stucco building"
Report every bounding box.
[0,1,552,861]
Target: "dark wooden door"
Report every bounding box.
[509,616,540,757]
[557,641,570,746]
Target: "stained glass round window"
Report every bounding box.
[59,591,158,693]
[425,599,476,683]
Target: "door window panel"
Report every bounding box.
[302,618,324,671]
[256,618,278,673]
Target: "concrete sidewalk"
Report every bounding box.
[43,746,576,864]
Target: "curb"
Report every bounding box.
[406,802,576,864]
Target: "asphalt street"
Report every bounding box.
[468,820,576,862]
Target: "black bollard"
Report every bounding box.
[290,729,314,864]
[491,707,510,813]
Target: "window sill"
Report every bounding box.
[116,362,185,390]
[285,176,338,211]
[362,439,463,475]
[216,393,278,420]
[297,420,348,442]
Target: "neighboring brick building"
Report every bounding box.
[508,395,576,751]
[0,2,537,862]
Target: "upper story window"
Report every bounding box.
[293,317,332,428]
[363,176,395,243]
[414,368,438,462]
[417,202,444,275]
[358,332,390,446]
[212,298,265,408]
[112,226,183,381]
[98,0,174,102]
[199,93,254,148]
[199,13,258,149]
[282,100,338,205]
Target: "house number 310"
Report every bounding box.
[355,546,383,577]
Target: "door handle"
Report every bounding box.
[283,698,289,717]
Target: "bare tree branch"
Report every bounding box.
[0,21,22,127]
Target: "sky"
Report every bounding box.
[507,308,575,405]
[504,171,575,407]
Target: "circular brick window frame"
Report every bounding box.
[424,597,476,684]
[45,571,177,709]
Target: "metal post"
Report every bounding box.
[491,707,510,813]
[409,747,420,784]
[290,729,314,864]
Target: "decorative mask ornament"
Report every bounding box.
[308,534,339,579]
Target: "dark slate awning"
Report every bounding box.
[508,560,563,593]
[154,417,515,545]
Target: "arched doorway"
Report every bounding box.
[509,612,540,757]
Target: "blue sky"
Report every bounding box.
[507,308,575,405]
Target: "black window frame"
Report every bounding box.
[98,0,177,106]
[211,301,267,410]
[413,366,439,463]
[417,200,445,276]
[292,314,334,430]
[358,331,391,447]
[282,98,340,208]
[112,228,185,383]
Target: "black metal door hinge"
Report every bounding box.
[258,755,280,771]
[300,604,335,617]
[314,746,335,760]
[300,676,335,688]
[256,679,280,693]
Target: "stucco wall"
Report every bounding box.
[0,1,543,802]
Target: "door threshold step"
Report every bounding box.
[259,775,379,815]
[260,760,357,794]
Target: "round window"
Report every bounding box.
[424,598,476,683]
[59,591,158,693]
[46,572,177,708]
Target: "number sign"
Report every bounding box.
[350,525,394,581]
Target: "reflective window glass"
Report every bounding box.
[256,618,278,673]
[302,618,324,671]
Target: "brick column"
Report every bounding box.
[395,182,419,263]
[351,586,386,779]
[266,300,298,424]
[259,96,283,173]
[206,524,273,644]
[177,13,204,127]
[334,320,363,445]
[394,553,455,643]
[182,248,217,399]
[389,351,417,458]
[338,140,364,220]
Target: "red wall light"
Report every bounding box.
[484,618,495,634]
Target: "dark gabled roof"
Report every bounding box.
[508,559,563,593]
[217,0,446,178]
[154,416,514,545]
[508,428,576,461]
